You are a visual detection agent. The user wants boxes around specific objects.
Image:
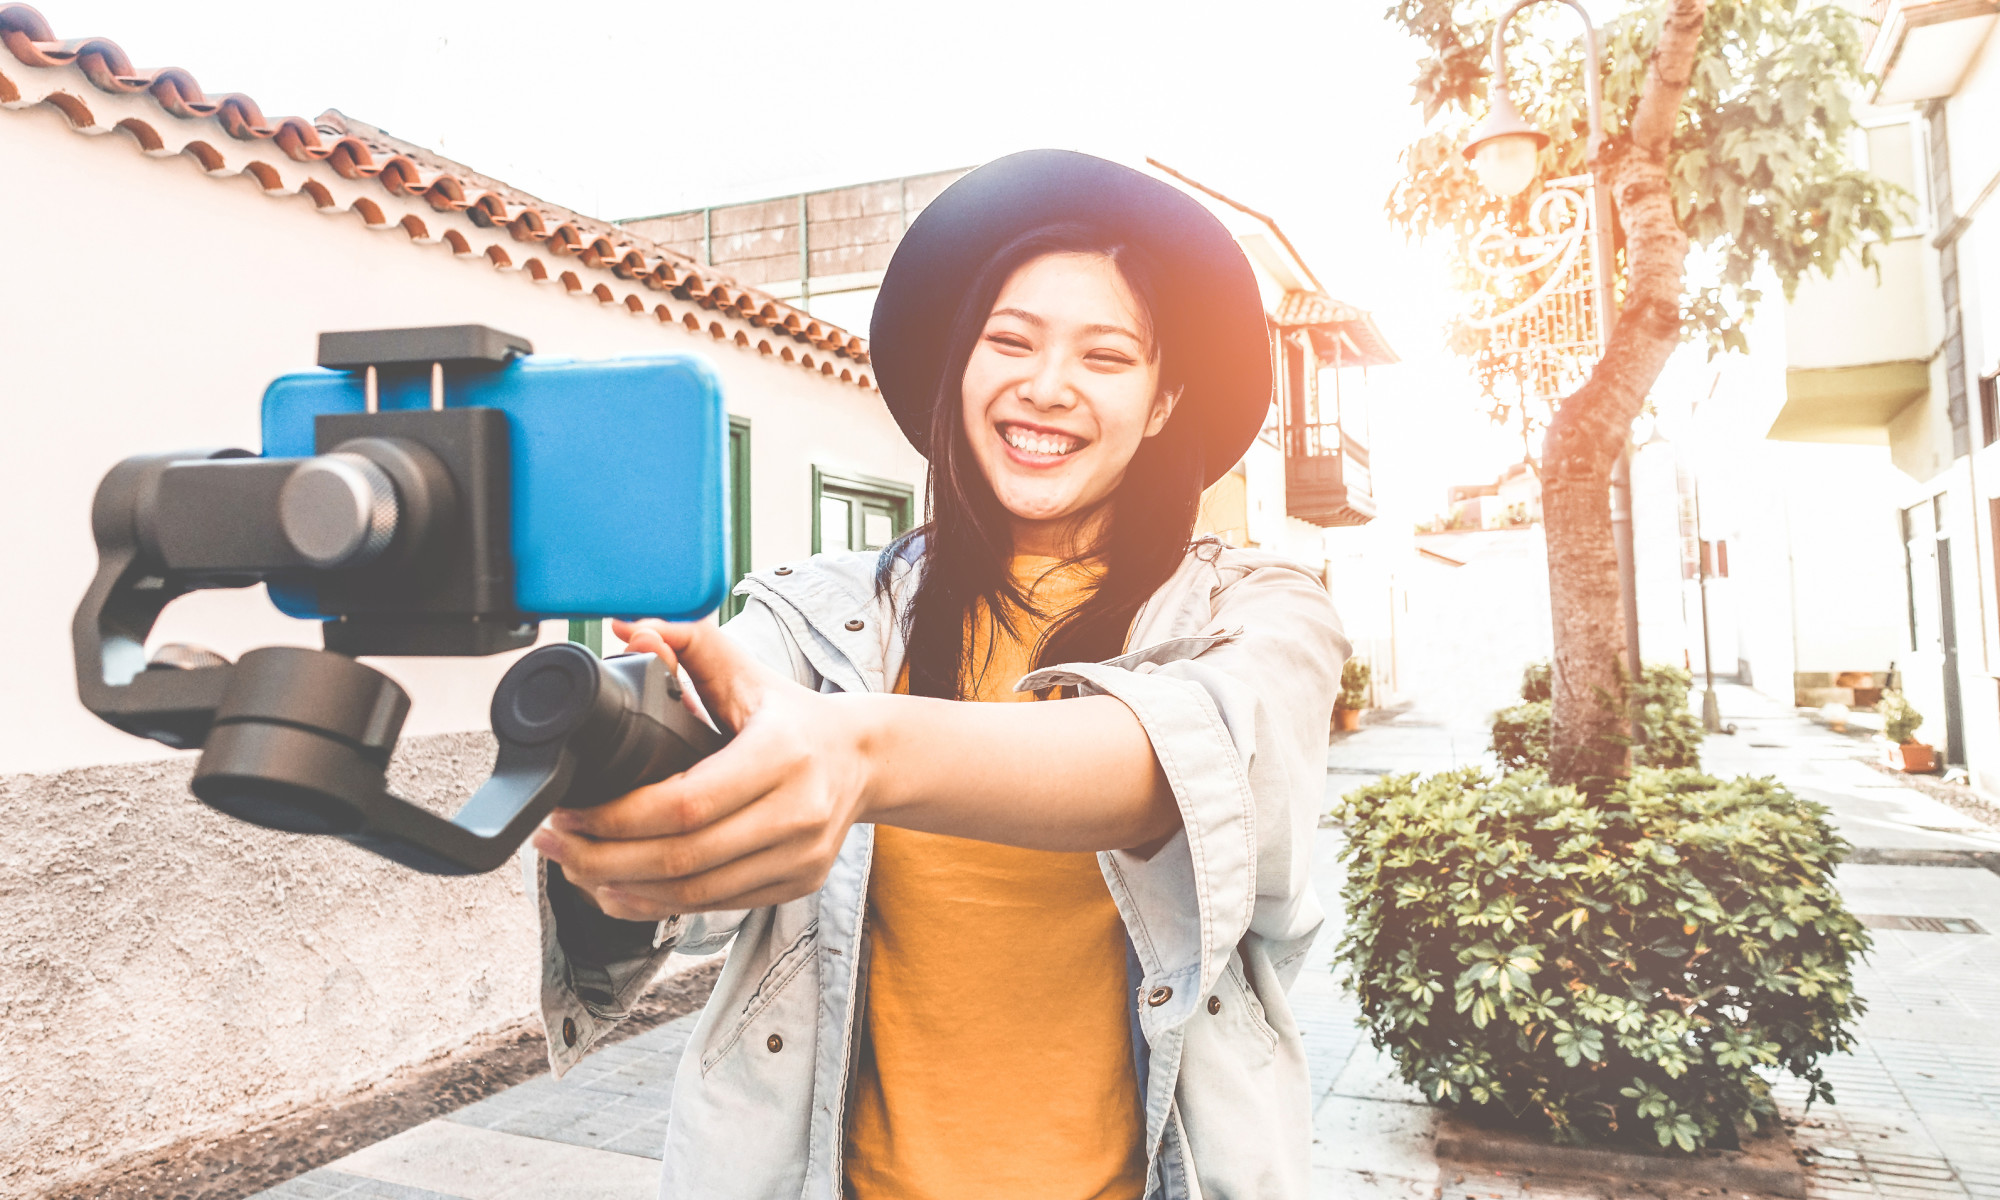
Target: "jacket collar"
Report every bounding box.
[733,546,917,694]
[734,536,1243,692]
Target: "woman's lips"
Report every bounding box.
[997,422,1086,464]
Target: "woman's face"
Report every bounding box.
[959,251,1176,550]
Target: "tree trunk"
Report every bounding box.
[1543,0,1709,793]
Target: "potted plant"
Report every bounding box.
[1334,658,1371,732]
[1880,690,1933,773]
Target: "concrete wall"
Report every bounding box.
[1399,529,1553,731]
[0,94,923,1195]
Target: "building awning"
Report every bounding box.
[1272,292,1400,368]
[1767,361,1929,444]
[1867,0,1999,103]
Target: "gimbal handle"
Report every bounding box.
[189,643,722,875]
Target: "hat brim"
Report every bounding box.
[868,150,1273,489]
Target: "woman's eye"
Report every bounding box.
[1087,350,1135,367]
[985,333,1032,351]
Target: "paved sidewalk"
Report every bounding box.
[253,685,2000,1200]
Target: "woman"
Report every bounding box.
[530,150,1348,1199]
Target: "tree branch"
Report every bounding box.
[1628,0,1711,159]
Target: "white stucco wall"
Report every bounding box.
[0,98,924,778]
[0,91,923,1195]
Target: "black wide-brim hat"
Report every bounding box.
[869,150,1273,488]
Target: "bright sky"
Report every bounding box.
[32,0,1533,518]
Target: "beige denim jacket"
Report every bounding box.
[526,536,1349,1199]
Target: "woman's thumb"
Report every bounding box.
[652,621,762,734]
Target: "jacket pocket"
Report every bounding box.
[701,918,818,1075]
[1219,954,1280,1055]
[1175,945,1312,1198]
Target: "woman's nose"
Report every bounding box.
[1021,356,1079,411]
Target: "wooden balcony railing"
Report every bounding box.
[1285,431,1375,528]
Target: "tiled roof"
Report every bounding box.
[1272,291,1399,368]
[0,4,871,387]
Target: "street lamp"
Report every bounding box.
[1464,86,1549,198]
[1463,0,1642,692]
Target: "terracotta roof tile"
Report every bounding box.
[1273,290,1399,368]
[0,3,871,386]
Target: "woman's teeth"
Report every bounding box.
[1003,427,1081,457]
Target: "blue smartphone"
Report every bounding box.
[259,352,729,622]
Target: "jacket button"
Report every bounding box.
[767,1034,783,1053]
[1208,996,1222,1015]
[1147,986,1173,1007]
[844,618,865,631]
[561,1017,577,1048]
[774,566,793,576]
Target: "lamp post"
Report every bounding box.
[1464,0,1643,693]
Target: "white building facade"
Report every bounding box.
[1766,0,2000,780]
[0,9,924,1194]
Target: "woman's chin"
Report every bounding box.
[996,488,1115,537]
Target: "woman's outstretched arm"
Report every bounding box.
[531,618,1178,920]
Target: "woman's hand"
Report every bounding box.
[531,618,878,920]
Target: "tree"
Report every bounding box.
[1386,0,1899,790]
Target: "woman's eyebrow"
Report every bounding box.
[1082,323,1145,344]
[989,307,1044,326]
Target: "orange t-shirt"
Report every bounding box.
[842,557,1146,1200]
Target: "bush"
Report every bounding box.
[1340,658,1372,710]
[1493,662,1704,771]
[1521,661,1553,704]
[1332,767,1868,1152]
[1880,690,1923,745]
[1491,702,1551,772]
[1630,663,1705,770]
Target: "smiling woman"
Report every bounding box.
[897,227,1200,702]
[527,150,1350,1200]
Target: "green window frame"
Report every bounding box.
[812,467,915,554]
[721,415,754,621]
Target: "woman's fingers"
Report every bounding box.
[583,838,839,916]
[540,776,831,886]
[610,618,679,674]
[610,619,774,738]
[552,719,804,840]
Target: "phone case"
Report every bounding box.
[260,352,729,621]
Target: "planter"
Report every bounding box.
[1434,1110,1806,1198]
[1334,707,1363,732]
[1900,741,1936,773]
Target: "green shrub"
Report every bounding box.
[1880,690,1923,744]
[1630,663,1705,770]
[1340,658,1372,710]
[1491,702,1551,772]
[1494,663,1704,771]
[1333,768,1868,1152]
[1521,661,1553,703]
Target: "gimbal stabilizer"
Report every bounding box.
[72,326,723,875]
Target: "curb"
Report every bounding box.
[1434,1112,1807,1198]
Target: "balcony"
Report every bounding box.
[1866,0,1999,104]
[1272,292,1395,528]
[1286,434,1376,528]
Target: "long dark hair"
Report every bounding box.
[877,224,1207,700]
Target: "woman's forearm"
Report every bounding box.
[845,692,1179,852]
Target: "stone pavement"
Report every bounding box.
[250,684,2000,1200]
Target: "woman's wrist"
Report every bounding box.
[830,691,899,826]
